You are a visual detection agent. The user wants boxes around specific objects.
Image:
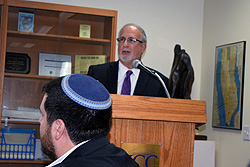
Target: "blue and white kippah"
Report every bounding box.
[61,74,112,110]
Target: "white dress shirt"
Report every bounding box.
[46,140,89,167]
[117,61,140,95]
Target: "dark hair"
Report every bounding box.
[42,77,112,144]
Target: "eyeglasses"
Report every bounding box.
[116,37,143,44]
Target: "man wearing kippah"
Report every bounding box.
[39,74,139,167]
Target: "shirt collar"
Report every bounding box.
[118,61,140,79]
[46,140,90,167]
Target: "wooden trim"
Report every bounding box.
[110,11,118,61]
[8,30,111,44]
[0,160,51,164]
[7,0,117,17]
[0,0,9,124]
[111,94,207,124]
[4,73,57,80]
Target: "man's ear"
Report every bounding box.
[51,119,66,140]
[141,42,147,54]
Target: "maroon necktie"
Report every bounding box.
[121,70,133,95]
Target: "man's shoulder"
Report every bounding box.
[90,61,117,69]
[56,137,139,167]
[146,66,169,80]
[88,61,118,76]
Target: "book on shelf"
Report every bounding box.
[79,24,91,38]
[18,12,34,32]
[75,55,106,74]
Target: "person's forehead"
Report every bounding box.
[120,25,142,37]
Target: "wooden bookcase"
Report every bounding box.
[0,0,117,166]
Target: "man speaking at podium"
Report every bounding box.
[88,23,169,98]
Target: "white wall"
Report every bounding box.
[27,0,204,100]
[201,0,250,166]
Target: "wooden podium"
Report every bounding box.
[108,94,206,167]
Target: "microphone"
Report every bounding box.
[132,60,156,77]
[132,60,170,98]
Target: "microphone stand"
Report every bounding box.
[154,72,170,98]
[133,60,170,98]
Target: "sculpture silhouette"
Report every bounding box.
[169,44,194,99]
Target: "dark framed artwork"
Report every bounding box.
[5,52,30,74]
[212,41,246,130]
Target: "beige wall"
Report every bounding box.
[28,0,204,100]
[201,0,250,166]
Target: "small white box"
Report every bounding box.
[243,126,250,141]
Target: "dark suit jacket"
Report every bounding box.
[54,136,139,167]
[88,61,169,98]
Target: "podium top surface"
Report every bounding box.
[110,94,206,124]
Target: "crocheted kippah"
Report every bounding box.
[61,74,112,110]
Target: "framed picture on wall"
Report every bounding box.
[212,41,246,130]
[38,53,72,77]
